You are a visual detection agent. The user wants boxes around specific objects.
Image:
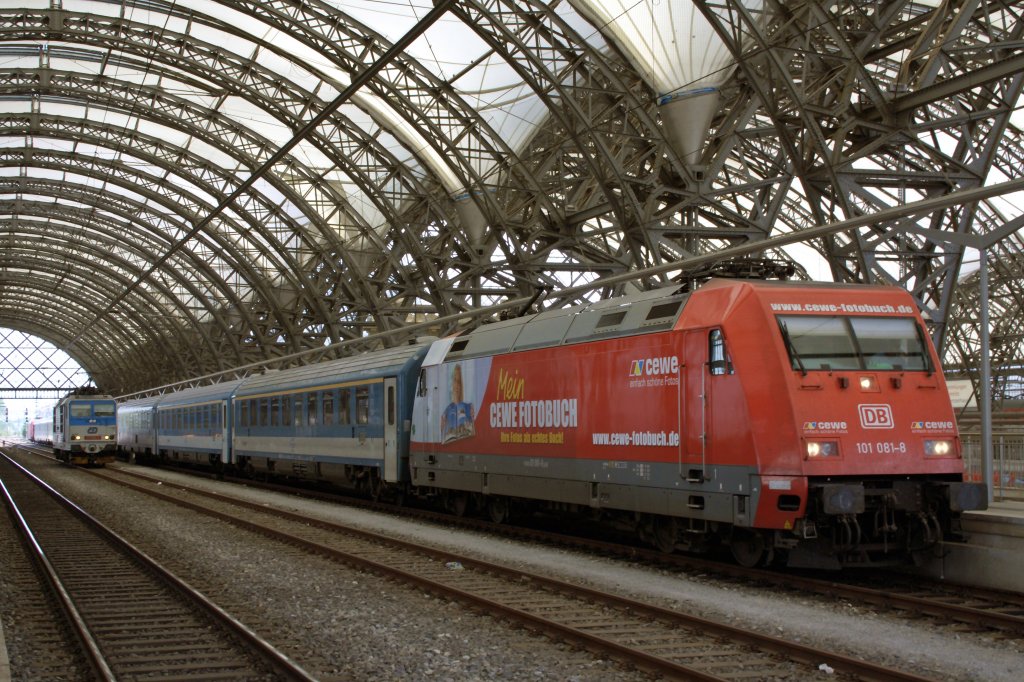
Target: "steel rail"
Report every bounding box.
[0,452,316,681]
[0,458,114,681]
[93,464,937,682]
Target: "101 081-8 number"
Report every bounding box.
[856,441,907,455]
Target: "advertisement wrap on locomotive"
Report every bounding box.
[409,279,987,569]
[117,277,987,569]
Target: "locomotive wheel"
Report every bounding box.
[446,492,470,517]
[730,528,767,568]
[487,496,509,524]
[652,516,678,554]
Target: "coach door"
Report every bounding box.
[383,377,399,482]
[220,401,230,464]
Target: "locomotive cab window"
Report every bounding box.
[709,329,734,375]
[777,315,930,372]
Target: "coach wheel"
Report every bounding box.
[487,496,509,524]
[652,516,679,554]
[730,528,767,568]
[369,471,384,501]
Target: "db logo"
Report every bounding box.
[859,404,894,429]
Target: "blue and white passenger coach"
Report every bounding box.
[117,393,161,461]
[118,343,430,494]
[230,344,429,495]
[155,381,244,467]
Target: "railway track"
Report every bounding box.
[14,442,1024,639]
[0,452,313,681]
[118,453,1024,639]
[217,466,1024,638]
[84,462,934,681]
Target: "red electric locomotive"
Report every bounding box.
[410,278,986,568]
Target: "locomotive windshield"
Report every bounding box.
[94,402,116,417]
[777,315,930,372]
[70,403,93,418]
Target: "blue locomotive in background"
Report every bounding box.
[53,388,118,466]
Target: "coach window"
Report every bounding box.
[260,399,270,427]
[709,329,734,376]
[240,401,248,428]
[356,386,370,425]
[282,396,292,426]
[323,391,335,426]
[339,388,352,425]
[387,386,396,426]
[307,393,317,427]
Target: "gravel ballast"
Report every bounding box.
[5,456,1022,681]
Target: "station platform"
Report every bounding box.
[918,498,1024,593]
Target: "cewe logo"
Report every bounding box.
[859,404,894,429]
[628,356,679,377]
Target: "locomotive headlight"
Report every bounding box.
[925,439,954,456]
[859,375,878,391]
[104,435,114,440]
[71,434,82,441]
[806,440,839,458]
